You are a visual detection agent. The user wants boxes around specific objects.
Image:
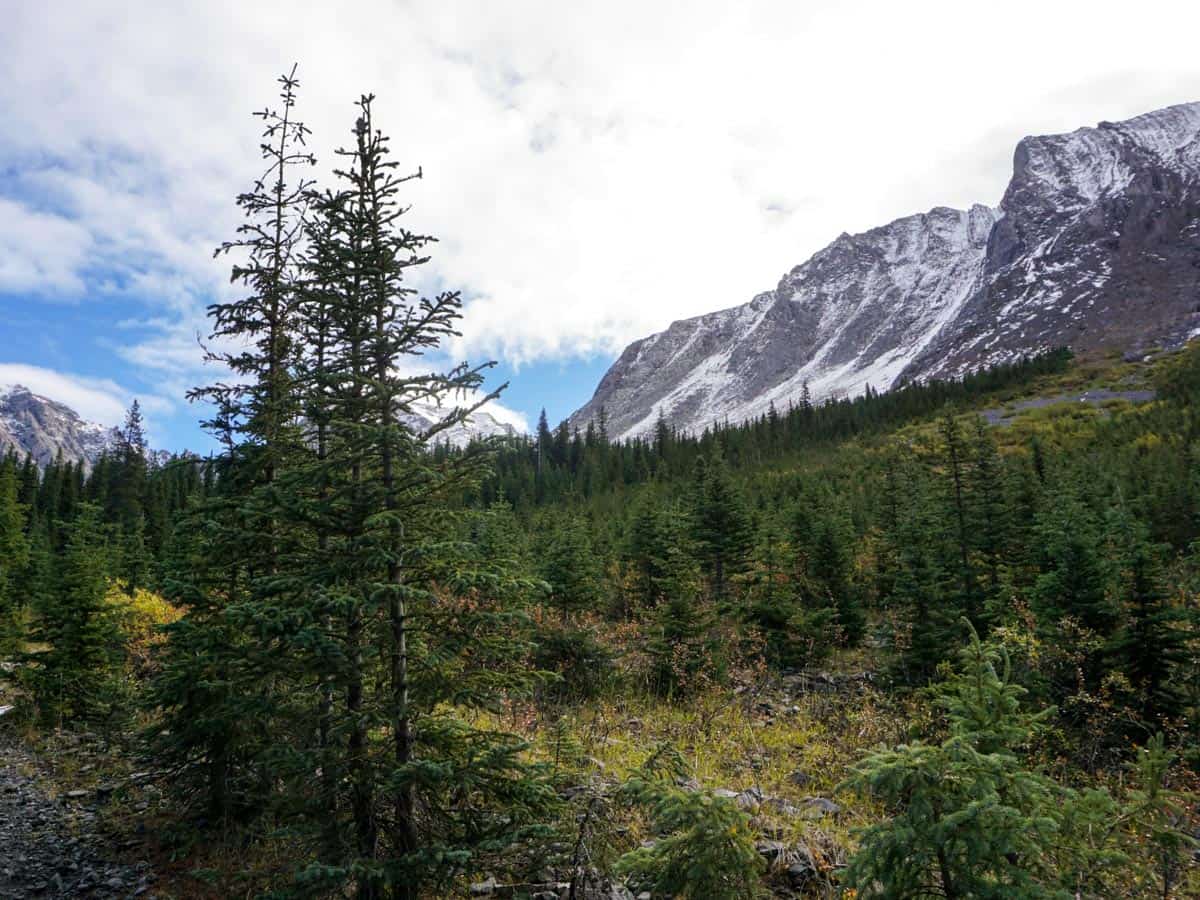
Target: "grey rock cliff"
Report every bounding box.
[0,385,120,468]
[571,103,1200,440]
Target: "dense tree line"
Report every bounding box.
[473,348,1073,509]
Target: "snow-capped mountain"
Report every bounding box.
[571,102,1200,441]
[0,384,518,468]
[0,384,121,468]
[400,399,520,447]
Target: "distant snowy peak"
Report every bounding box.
[571,102,1200,440]
[0,384,520,468]
[0,384,121,468]
[400,400,520,447]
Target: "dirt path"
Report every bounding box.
[0,733,155,898]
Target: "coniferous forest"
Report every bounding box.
[2,71,1200,899]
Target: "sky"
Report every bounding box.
[3,1,1200,451]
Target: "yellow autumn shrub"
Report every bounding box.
[105,585,183,675]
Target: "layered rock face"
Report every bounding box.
[0,385,119,468]
[571,103,1200,441]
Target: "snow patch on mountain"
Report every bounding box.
[0,384,121,468]
[570,102,1200,441]
[397,399,521,447]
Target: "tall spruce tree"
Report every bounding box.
[540,512,601,621]
[939,412,980,628]
[0,459,30,653]
[150,65,315,824]
[287,94,555,897]
[26,504,123,724]
[690,450,753,601]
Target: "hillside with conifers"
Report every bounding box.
[1,70,1199,899]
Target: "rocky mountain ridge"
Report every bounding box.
[570,102,1200,440]
[0,384,518,469]
[0,384,121,469]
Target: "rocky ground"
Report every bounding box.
[0,733,156,899]
[978,388,1157,426]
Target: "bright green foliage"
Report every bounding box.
[1054,733,1197,898]
[617,746,765,899]
[844,624,1064,898]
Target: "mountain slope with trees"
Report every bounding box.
[0,71,1198,899]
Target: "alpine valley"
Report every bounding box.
[570,102,1200,440]
[6,50,1200,900]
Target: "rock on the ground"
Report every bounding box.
[0,735,155,899]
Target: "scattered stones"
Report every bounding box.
[0,735,156,898]
[674,775,701,792]
[734,786,763,811]
[755,839,788,863]
[797,796,840,818]
[787,769,812,788]
[786,850,818,888]
[763,797,804,818]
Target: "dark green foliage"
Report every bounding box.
[145,78,558,898]
[531,621,615,701]
[844,624,1064,898]
[807,511,864,646]
[539,512,601,621]
[690,451,754,600]
[1033,483,1114,635]
[742,529,836,668]
[1107,532,1191,728]
[0,457,30,653]
[24,504,125,724]
[617,746,765,899]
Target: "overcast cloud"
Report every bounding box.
[3,0,1200,436]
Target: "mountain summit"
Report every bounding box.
[0,384,120,468]
[570,102,1200,440]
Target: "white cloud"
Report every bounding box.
[0,363,158,427]
[3,0,1200,387]
[0,198,92,295]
